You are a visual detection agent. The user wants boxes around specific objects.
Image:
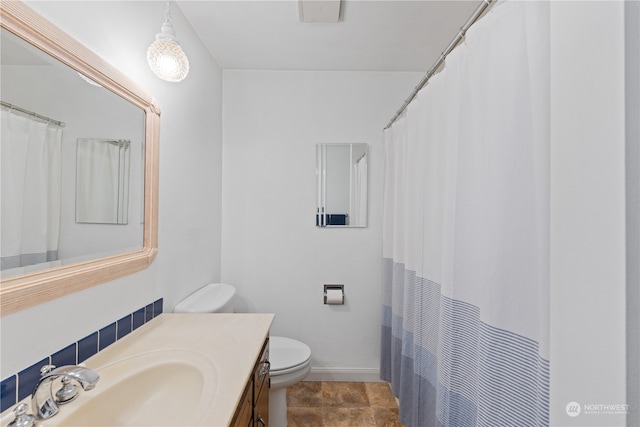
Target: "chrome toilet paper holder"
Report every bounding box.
[324,284,344,304]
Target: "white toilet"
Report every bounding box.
[174,283,311,427]
[267,336,311,426]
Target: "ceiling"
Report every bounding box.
[176,0,481,72]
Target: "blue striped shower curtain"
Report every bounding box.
[381,2,550,426]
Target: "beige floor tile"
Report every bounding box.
[287,381,323,407]
[365,382,397,408]
[322,407,377,427]
[322,382,369,408]
[285,381,404,427]
[287,407,324,427]
[372,406,405,427]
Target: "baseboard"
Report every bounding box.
[304,367,383,383]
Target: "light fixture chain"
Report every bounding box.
[164,2,172,25]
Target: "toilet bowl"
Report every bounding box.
[174,283,311,427]
[268,336,312,426]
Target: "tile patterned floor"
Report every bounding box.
[286,381,405,427]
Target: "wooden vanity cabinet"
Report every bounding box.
[231,338,270,427]
[253,338,270,426]
[234,382,254,427]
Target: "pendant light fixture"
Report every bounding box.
[147,2,189,82]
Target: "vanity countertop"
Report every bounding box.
[2,313,274,427]
[100,313,274,425]
[95,313,275,426]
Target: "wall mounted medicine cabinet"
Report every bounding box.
[316,143,368,228]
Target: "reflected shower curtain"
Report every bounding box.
[381,2,550,426]
[352,154,368,226]
[1,109,62,270]
[76,138,130,224]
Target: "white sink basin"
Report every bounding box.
[40,349,217,426]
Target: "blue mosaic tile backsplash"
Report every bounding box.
[0,298,163,413]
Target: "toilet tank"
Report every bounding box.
[173,283,236,313]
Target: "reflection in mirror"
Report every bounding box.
[0,1,159,315]
[1,101,63,273]
[0,27,145,279]
[316,143,368,228]
[76,138,131,225]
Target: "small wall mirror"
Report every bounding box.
[316,143,368,228]
[76,138,132,225]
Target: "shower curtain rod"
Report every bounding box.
[1,100,66,127]
[104,139,130,148]
[384,0,495,130]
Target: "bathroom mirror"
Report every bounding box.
[76,138,132,225]
[0,2,159,315]
[316,143,368,227]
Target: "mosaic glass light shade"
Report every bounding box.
[147,3,189,82]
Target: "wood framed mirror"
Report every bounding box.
[0,1,159,315]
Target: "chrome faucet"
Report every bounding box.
[31,365,100,420]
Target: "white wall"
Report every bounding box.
[221,70,421,380]
[550,2,627,426]
[0,1,223,378]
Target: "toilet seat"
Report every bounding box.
[269,336,311,375]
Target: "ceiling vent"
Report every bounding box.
[299,0,342,23]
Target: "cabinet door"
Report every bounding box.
[254,382,269,427]
[232,380,253,427]
[254,339,270,426]
[254,340,270,395]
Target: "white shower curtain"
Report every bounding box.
[1,109,62,270]
[381,2,550,426]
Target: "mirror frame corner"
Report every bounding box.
[0,1,160,316]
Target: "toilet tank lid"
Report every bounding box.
[174,283,235,313]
